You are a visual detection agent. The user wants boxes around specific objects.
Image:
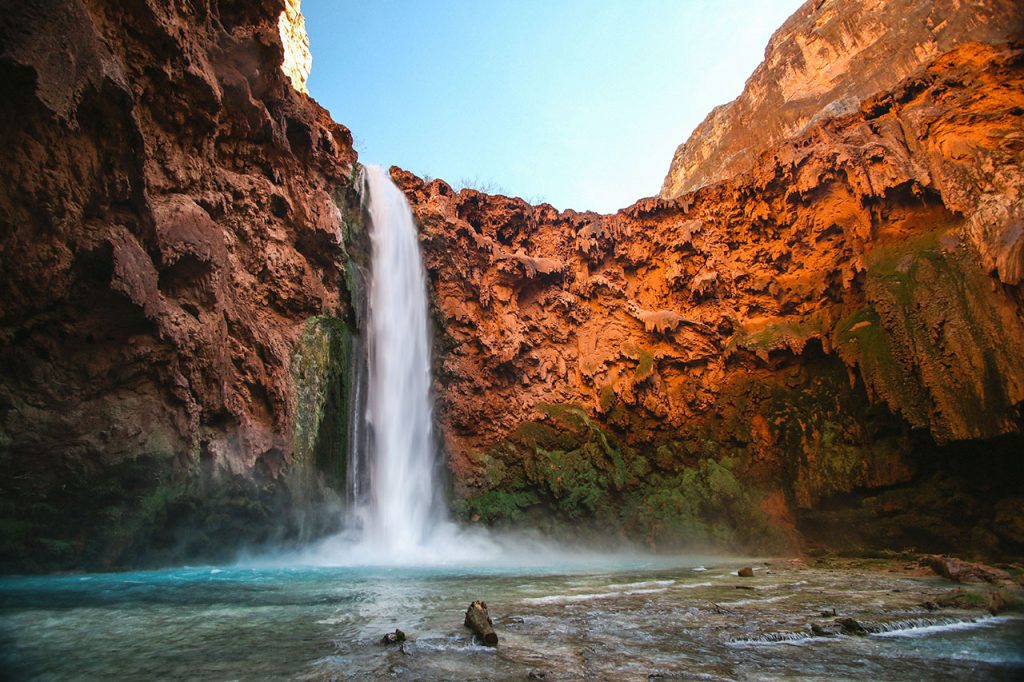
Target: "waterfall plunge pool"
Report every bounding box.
[2,557,1022,680]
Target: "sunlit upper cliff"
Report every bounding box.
[279,0,311,94]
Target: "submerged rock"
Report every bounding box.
[811,622,839,637]
[985,590,1020,615]
[835,617,868,636]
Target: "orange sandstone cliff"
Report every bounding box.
[399,36,1024,554]
[660,0,1023,198]
[1,0,1022,570]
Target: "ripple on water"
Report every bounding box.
[606,579,676,590]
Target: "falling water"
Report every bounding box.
[360,164,442,556]
[295,166,544,564]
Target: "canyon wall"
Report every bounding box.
[0,0,361,571]
[660,0,1023,198]
[401,38,1024,555]
[2,0,1022,571]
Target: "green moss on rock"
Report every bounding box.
[453,490,541,524]
[731,314,827,358]
[622,456,787,551]
[836,228,1024,440]
[630,347,656,382]
[454,400,789,552]
[290,315,353,493]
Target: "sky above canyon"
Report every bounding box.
[304,0,804,213]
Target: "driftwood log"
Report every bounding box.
[464,600,498,646]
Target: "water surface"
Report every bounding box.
[2,558,1021,680]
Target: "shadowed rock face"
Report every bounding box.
[398,41,1024,556]
[659,0,1024,199]
[0,0,360,570]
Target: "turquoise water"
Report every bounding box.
[1,559,1022,680]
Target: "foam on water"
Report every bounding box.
[871,615,1016,638]
[521,591,625,605]
[606,579,676,590]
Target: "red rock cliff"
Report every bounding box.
[2,0,1022,568]
[660,0,1023,198]
[0,0,361,569]
[399,39,1024,554]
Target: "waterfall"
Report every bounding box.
[359,164,443,555]
[292,165,510,566]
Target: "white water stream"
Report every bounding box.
[359,164,443,557]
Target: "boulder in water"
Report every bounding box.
[811,622,839,637]
[738,567,754,577]
[925,556,1012,584]
[835,617,868,636]
[986,589,1020,615]
[381,629,406,645]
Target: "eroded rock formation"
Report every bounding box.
[400,39,1024,555]
[660,0,1023,198]
[0,0,360,570]
[2,0,1022,571]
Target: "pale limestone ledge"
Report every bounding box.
[279,0,311,94]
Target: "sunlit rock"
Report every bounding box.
[279,0,312,94]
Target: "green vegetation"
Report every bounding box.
[291,315,353,492]
[629,347,656,382]
[453,400,785,551]
[730,314,827,356]
[622,456,786,550]
[452,490,540,524]
[834,227,1024,438]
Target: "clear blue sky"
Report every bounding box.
[303,0,804,213]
